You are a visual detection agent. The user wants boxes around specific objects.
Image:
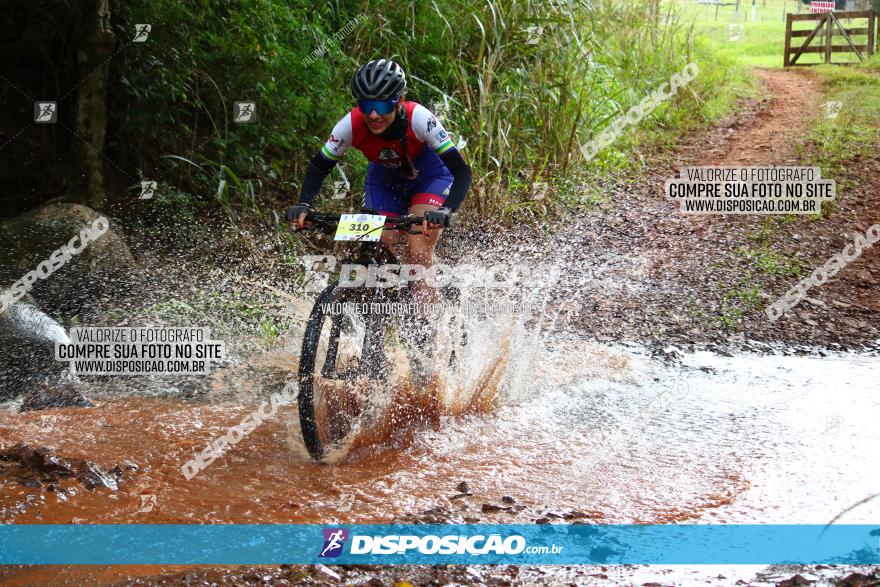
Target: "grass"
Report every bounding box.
[671,0,872,68]
[796,57,880,176]
[134,290,289,346]
[737,244,806,276]
[719,282,764,329]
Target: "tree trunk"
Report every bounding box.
[70,0,113,211]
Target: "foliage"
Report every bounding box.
[737,244,805,277]
[109,0,744,224]
[796,60,880,179]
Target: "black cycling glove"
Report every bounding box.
[285,203,312,222]
[425,207,453,227]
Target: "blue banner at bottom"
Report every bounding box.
[1,524,879,565]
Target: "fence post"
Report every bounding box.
[784,13,793,66]
[869,10,876,56]
[825,12,833,63]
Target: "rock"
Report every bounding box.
[456,481,470,493]
[563,510,591,519]
[837,572,878,587]
[501,495,515,504]
[0,300,82,402]
[1,443,75,477]
[120,460,139,472]
[19,382,92,412]
[0,203,137,315]
[481,504,511,513]
[314,564,340,581]
[0,443,120,491]
[74,461,118,490]
[841,317,869,330]
[20,476,42,488]
[109,461,138,478]
[776,574,812,587]
[651,344,684,364]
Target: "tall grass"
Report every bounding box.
[373,0,743,222]
[111,0,746,225]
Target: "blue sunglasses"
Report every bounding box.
[357,97,400,116]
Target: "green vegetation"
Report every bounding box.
[673,0,872,68]
[110,0,748,225]
[719,281,764,329]
[737,244,805,276]
[796,57,880,177]
[677,0,796,68]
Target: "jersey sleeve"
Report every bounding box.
[320,113,353,161]
[411,104,456,156]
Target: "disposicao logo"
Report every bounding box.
[319,528,349,558]
[350,534,528,555]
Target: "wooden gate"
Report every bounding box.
[784,10,876,66]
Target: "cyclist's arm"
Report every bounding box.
[438,148,471,212]
[411,104,471,212]
[298,152,337,206]
[297,113,352,205]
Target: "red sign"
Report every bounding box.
[810,1,835,13]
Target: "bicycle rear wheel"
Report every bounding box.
[298,283,393,461]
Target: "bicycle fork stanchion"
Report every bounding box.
[359,314,388,379]
[321,314,342,378]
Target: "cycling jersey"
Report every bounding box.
[296,101,471,212]
[320,101,456,167]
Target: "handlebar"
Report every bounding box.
[292,211,429,236]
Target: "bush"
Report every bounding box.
[108,0,738,223]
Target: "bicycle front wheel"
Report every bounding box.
[297,283,392,461]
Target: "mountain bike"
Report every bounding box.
[292,211,464,461]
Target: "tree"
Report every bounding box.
[69,0,114,210]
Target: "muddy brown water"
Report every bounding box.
[2,339,878,528]
[1,327,879,587]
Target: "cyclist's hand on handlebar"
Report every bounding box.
[424,207,452,233]
[285,203,312,230]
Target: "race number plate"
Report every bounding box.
[334,214,386,241]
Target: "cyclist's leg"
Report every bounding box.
[404,149,453,261]
[402,198,448,352]
[406,202,443,267]
[405,178,452,269]
[404,175,453,309]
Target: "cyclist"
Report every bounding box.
[285,59,472,293]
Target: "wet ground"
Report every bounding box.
[531,68,880,350]
[1,330,878,584]
[3,339,879,527]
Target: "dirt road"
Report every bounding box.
[556,67,880,349]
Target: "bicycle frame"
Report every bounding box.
[292,209,457,460]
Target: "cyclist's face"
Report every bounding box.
[364,102,400,134]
